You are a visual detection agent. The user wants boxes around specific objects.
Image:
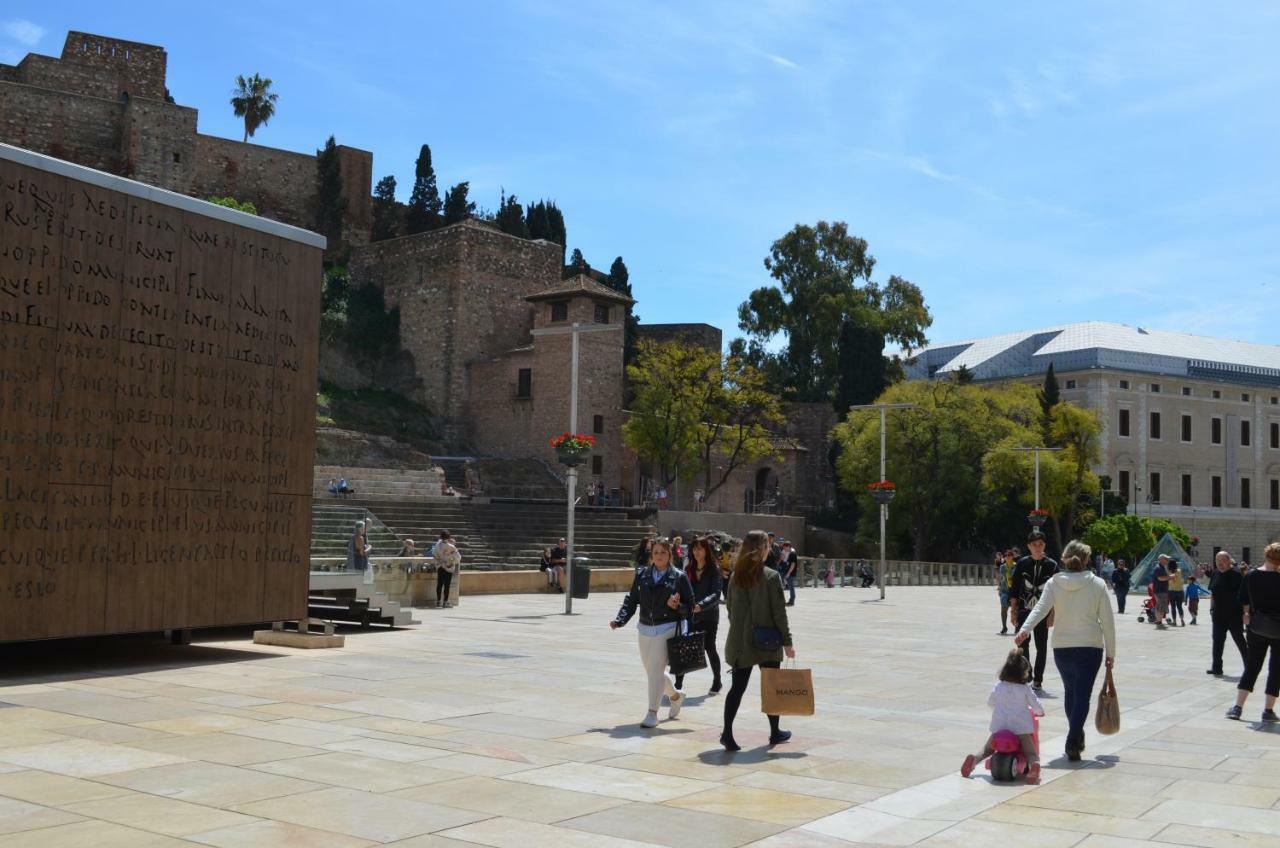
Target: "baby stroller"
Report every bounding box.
[986,710,1040,782]
[1136,582,1157,624]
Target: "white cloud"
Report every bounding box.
[764,52,798,70]
[1,19,44,47]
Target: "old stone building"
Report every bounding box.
[5,28,840,518]
[349,221,631,494]
[0,31,372,246]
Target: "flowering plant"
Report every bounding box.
[1191,536,1200,546]
[550,433,595,451]
[867,480,897,491]
[1028,508,1050,518]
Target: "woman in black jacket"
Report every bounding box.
[610,539,696,728]
[675,536,724,694]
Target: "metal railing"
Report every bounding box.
[798,557,996,587]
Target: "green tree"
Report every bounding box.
[1081,514,1191,565]
[738,221,931,402]
[953,364,975,384]
[525,200,567,258]
[566,248,590,278]
[982,401,1102,547]
[230,73,278,142]
[623,341,716,489]
[495,190,528,237]
[607,256,640,363]
[405,145,442,234]
[623,341,782,493]
[371,175,399,242]
[833,316,888,415]
[1038,363,1061,443]
[314,136,347,246]
[442,182,475,224]
[834,380,1039,559]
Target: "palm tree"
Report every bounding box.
[230,74,278,143]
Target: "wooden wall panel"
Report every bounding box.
[0,147,320,642]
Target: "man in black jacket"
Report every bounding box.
[1010,530,1058,690]
[1207,550,1248,676]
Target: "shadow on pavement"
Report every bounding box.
[0,626,274,684]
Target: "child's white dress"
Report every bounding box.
[988,681,1045,735]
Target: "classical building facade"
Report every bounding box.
[0,31,373,247]
[907,321,1280,562]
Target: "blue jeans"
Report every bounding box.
[1054,647,1103,750]
[786,575,796,604]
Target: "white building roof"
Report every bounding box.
[905,321,1280,387]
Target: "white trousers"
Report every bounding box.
[638,631,678,712]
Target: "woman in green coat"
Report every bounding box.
[721,529,796,751]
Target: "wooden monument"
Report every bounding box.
[0,142,322,641]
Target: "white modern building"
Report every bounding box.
[906,321,1280,563]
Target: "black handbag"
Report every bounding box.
[1248,611,1280,640]
[667,622,708,676]
[753,626,783,651]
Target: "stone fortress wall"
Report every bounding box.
[1,28,840,515]
[0,31,372,247]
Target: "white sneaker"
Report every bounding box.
[640,712,659,728]
[668,691,683,720]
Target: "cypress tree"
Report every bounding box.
[546,202,566,253]
[405,144,442,234]
[495,190,528,237]
[525,201,548,240]
[442,182,475,224]
[1039,362,1060,443]
[606,256,629,293]
[370,175,399,241]
[609,256,640,364]
[314,135,347,246]
[565,248,590,279]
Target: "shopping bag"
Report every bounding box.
[761,664,815,716]
[666,626,707,676]
[1095,667,1120,735]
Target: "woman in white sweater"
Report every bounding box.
[1015,539,1116,761]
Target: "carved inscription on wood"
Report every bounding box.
[0,154,320,640]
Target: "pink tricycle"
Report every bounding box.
[985,712,1040,782]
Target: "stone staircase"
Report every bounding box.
[333,497,653,571]
[308,571,417,626]
[310,502,403,559]
[313,465,446,500]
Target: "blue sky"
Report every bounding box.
[4,2,1279,349]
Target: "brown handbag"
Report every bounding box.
[1095,667,1120,734]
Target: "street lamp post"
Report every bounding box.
[1012,446,1063,512]
[848,403,915,600]
[531,321,623,614]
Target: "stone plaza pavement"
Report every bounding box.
[0,586,1277,847]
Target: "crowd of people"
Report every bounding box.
[611,530,795,749]
[991,533,1279,732]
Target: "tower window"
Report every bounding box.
[593,414,604,434]
[550,301,568,322]
[593,303,610,324]
[516,368,532,399]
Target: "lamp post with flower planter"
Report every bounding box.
[848,402,915,600]
[531,320,622,614]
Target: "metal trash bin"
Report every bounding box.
[571,556,591,599]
